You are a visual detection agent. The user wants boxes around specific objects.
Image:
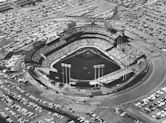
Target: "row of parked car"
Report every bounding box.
[135,86,166,120]
[86,112,106,123]
[0,83,43,113]
[135,87,166,108]
[40,112,64,123]
[77,116,91,123]
[0,108,13,123]
[0,90,30,123]
[4,82,79,122]
[4,82,63,109]
[114,107,143,123]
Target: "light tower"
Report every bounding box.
[61,63,71,85]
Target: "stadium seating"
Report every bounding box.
[108,43,143,66]
[41,38,113,67]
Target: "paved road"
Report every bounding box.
[98,56,166,106]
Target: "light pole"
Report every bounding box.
[67,64,71,85]
[94,65,99,79]
[101,64,105,77]
[93,64,105,87]
[94,64,105,79]
[61,63,71,85]
[61,63,65,84]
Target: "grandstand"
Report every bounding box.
[25,24,117,65]
[23,22,147,95]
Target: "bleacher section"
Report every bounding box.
[24,24,144,70]
[107,43,143,66]
[61,25,115,43]
[24,24,116,66]
[42,38,113,67]
[31,39,66,63]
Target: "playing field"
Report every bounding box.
[53,47,121,81]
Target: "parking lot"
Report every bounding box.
[134,85,166,122]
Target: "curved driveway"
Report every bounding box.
[87,55,166,106]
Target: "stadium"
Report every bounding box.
[24,22,149,97]
[1,0,166,123]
